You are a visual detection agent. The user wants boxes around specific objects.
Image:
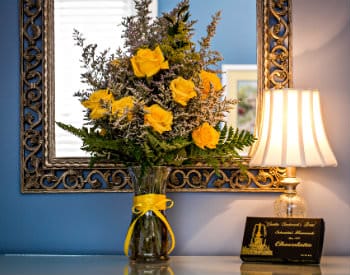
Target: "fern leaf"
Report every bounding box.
[56,122,89,139]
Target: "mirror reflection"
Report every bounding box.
[54,0,257,157]
[20,0,292,192]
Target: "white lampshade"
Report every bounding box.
[250,88,337,167]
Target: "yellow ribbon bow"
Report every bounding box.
[123,194,176,256]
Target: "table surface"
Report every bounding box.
[0,255,349,275]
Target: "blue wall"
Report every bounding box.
[0,0,256,254]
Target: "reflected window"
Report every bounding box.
[54,0,157,157]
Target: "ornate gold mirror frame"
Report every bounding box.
[20,0,292,193]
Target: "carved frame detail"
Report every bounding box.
[20,0,292,193]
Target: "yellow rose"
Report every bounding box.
[112,96,134,120]
[192,122,220,149]
[82,89,113,119]
[200,70,222,98]
[170,77,197,106]
[144,104,173,134]
[131,46,169,78]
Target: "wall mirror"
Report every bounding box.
[20,0,292,193]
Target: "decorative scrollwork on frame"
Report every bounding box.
[264,0,292,89]
[167,167,285,192]
[20,0,291,193]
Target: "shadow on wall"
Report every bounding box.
[292,0,350,56]
[293,1,350,206]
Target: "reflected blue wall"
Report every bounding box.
[159,0,256,65]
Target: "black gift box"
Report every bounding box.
[240,217,325,264]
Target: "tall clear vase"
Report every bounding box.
[124,166,174,263]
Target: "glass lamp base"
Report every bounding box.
[274,170,307,218]
[274,193,306,218]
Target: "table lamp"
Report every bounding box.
[249,88,337,217]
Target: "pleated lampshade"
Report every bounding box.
[250,88,337,168]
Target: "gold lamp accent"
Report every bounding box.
[250,88,337,217]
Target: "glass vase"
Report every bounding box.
[126,261,174,275]
[124,166,174,263]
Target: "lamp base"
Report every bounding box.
[274,192,306,217]
[274,173,306,218]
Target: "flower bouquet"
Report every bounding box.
[57,0,255,263]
